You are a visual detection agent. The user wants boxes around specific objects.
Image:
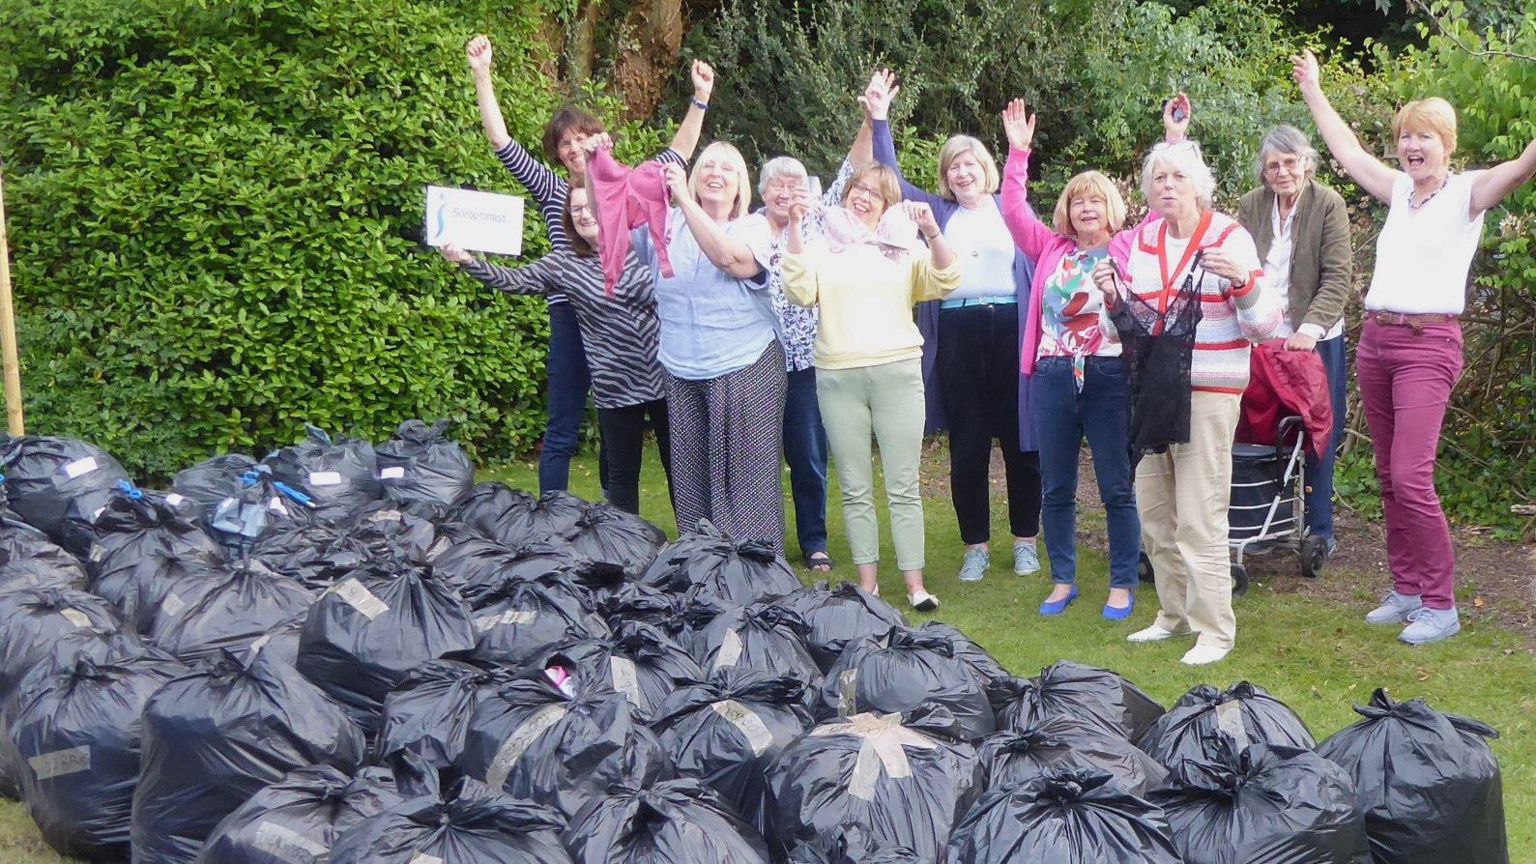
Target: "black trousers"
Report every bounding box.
[936,304,1042,545]
[596,398,673,516]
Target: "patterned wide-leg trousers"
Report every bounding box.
[666,342,788,551]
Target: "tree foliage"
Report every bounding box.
[0,0,663,478]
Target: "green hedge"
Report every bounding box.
[0,0,663,478]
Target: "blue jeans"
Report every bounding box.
[1033,356,1141,589]
[1305,334,1347,542]
[783,367,829,557]
[539,301,592,494]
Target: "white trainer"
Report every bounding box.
[1127,624,1180,643]
[1180,644,1231,666]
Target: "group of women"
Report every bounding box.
[443,37,1536,664]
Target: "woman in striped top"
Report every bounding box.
[464,35,709,497]
[1091,122,1282,667]
[439,183,671,517]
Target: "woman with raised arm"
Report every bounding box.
[781,167,960,611]
[462,34,710,497]
[1089,94,1283,666]
[998,97,1185,621]
[438,183,670,516]
[1292,49,1536,645]
[583,134,786,551]
[865,72,1043,586]
[1235,125,1353,559]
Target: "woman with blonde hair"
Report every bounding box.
[585,134,786,550]
[998,96,1185,620]
[865,72,1043,586]
[1293,49,1536,644]
[782,164,960,610]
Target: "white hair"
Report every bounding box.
[1254,125,1320,183]
[758,156,808,197]
[1141,141,1217,210]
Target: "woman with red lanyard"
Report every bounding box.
[1091,98,1282,666]
[1293,49,1536,644]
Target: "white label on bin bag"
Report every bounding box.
[475,608,536,632]
[711,700,776,757]
[59,608,92,629]
[160,593,187,618]
[308,471,343,487]
[711,628,744,672]
[88,543,107,564]
[1215,700,1251,752]
[61,457,98,479]
[409,856,444,864]
[251,821,329,862]
[836,670,859,718]
[29,745,91,781]
[609,656,641,706]
[811,713,937,801]
[486,704,568,790]
[268,498,290,514]
[164,493,186,507]
[248,632,274,659]
[379,466,406,480]
[332,578,389,620]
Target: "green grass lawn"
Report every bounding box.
[2,445,1531,862]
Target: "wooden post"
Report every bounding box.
[0,165,26,435]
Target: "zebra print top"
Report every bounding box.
[463,250,664,408]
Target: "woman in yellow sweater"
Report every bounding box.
[781,165,960,610]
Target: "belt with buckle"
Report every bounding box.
[940,295,1017,309]
[1368,311,1458,334]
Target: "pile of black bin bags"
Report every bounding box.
[0,426,1512,864]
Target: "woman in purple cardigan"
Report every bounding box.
[864,72,1041,585]
[997,96,1188,620]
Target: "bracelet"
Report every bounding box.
[691,97,709,111]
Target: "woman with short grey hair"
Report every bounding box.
[1236,124,1353,559]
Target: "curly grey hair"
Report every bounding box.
[1254,125,1320,184]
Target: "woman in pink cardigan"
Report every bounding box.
[998,96,1187,622]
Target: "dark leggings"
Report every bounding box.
[596,399,673,516]
[937,304,1042,545]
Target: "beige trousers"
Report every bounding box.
[1135,391,1241,649]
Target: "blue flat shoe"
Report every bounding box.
[1102,593,1135,621]
[1039,588,1078,617]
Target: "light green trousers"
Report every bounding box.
[815,358,927,571]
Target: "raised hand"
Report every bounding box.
[580,132,615,155]
[1002,98,1037,152]
[438,243,474,266]
[1163,92,1191,141]
[1291,49,1321,93]
[465,35,493,74]
[858,68,900,121]
[691,59,716,102]
[906,202,939,238]
[662,163,691,201]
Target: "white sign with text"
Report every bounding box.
[425,186,525,256]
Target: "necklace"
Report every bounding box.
[1407,175,1449,210]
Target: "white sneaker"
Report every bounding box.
[1365,591,1423,626]
[1180,644,1231,666]
[1398,606,1460,645]
[908,591,940,613]
[1127,624,1179,643]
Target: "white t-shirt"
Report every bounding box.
[1267,197,1343,340]
[944,199,1017,300]
[1365,171,1486,315]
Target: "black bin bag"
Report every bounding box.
[375,419,474,510]
[331,759,574,864]
[9,653,187,860]
[774,581,907,673]
[448,481,535,538]
[560,620,704,717]
[455,659,674,819]
[198,765,402,864]
[464,572,610,668]
[0,435,130,542]
[819,627,995,741]
[0,527,89,594]
[203,466,318,556]
[1150,736,1369,864]
[297,562,477,735]
[375,659,511,771]
[482,489,591,547]
[789,828,923,864]
[559,503,667,575]
[262,424,382,523]
[978,714,1168,798]
[650,670,813,834]
[992,660,1165,741]
[944,766,1182,864]
[1137,681,1313,769]
[131,650,366,864]
[689,600,822,687]
[565,777,773,864]
[171,453,260,518]
[914,621,1012,689]
[765,706,983,862]
[150,559,315,664]
[0,586,122,697]
[1316,688,1507,864]
[86,496,227,634]
[640,519,801,605]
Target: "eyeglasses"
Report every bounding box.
[1263,156,1303,175]
[570,203,594,216]
[1150,139,1203,157]
[846,182,883,200]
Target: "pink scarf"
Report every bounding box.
[585,148,676,295]
[820,206,925,262]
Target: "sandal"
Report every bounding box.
[805,551,835,573]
